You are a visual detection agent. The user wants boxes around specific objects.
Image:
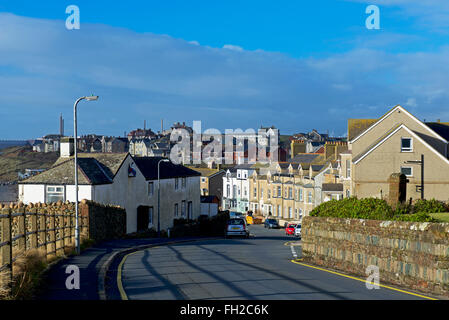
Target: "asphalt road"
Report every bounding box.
[115,225,432,300]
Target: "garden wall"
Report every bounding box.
[302,216,449,297]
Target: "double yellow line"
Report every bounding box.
[117,246,161,300]
[290,259,437,300]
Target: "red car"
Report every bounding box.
[285,224,296,236]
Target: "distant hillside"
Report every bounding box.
[0,146,59,182]
[0,140,30,150]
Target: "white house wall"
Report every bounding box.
[92,155,201,234]
[19,184,45,204]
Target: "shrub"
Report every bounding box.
[310,197,394,220]
[310,197,445,222]
[412,199,447,214]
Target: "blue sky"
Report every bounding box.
[1,1,449,139]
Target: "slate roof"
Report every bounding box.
[189,168,224,177]
[322,183,343,192]
[20,153,128,185]
[289,154,320,164]
[133,157,201,180]
[425,122,449,141]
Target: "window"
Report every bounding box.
[201,177,206,183]
[401,137,413,152]
[175,178,179,190]
[346,160,351,178]
[277,205,281,217]
[46,186,64,203]
[288,188,292,199]
[254,187,257,197]
[148,207,154,226]
[148,182,154,196]
[401,166,413,177]
[181,200,186,216]
[268,189,271,199]
[182,177,186,188]
[243,187,247,197]
[346,190,351,198]
[261,188,264,199]
[308,191,313,204]
[299,189,303,201]
[233,185,237,198]
[277,186,281,197]
[174,203,179,217]
[289,207,292,219]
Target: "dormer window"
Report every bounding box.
[401,138,412,152]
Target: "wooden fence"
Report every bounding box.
[0,204,88,285]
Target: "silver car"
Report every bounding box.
[294,224,302,238]
[225,218,249,238]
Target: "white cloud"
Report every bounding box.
[222,44,244,52]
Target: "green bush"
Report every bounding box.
[412,199,447,214]
[310,197,444,222]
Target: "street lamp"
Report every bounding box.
[157,158,170,237]
[74,95,99,254]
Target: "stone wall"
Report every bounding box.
[79,200,126,242]
[302,216,449,297]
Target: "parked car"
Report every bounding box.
[225,218,249,238]
[264,218,280,229]
[285,223,296,236]
[294,224,302,238]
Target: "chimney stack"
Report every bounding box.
[60,137,74,158]
[60,113,64,137]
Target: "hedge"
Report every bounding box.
[309,197,448,222]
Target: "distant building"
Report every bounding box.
[200,195,220,217]
[127,128,156,141]
[102,136,129,153]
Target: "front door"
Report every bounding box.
[137,205,150,231]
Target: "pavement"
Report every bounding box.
[108,225,436,300]
[36,236,211,300]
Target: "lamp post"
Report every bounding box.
[157,158,170,237]
[74,95,99,254]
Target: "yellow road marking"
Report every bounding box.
[117,251,140,300]
[284,240,301,246]
[290,259,437,300]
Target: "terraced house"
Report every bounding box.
[348,105,449,201]
[248,161,343,224]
